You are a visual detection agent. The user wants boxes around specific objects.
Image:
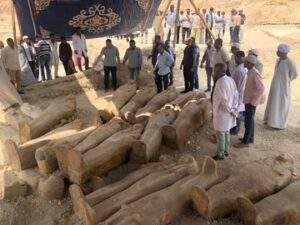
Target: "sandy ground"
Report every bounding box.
[0,24,299,225]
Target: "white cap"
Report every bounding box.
[244,55,257,65]
[277,44,290,54]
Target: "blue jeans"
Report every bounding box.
[243,104,256,144]
[155,73,169,93]
[217,131,230,158]
[39,54,51,81]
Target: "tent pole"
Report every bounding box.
[189,0,215,40]
[173,0,181,48]
[156,0,172,36]
[11,0,17,45]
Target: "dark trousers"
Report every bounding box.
[62,60,74,76]
[176,26,181,44]
[155,73,169,93]
[230,111,244,134]
[233,26,240,43]
[169,67,174,86]
[28,61,37,79]
[243,104,256,144]
[229,27,234,43]
[39,54,51,81]
[205,67,213,90]
[104,66,117,90]
[183,66,195,92]
[194,69,199,89]
[182,27,191,43]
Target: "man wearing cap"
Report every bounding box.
[235,55,265,147]
[248,49,263,75]
[264,44,298,129]
[21,35,37,79]
[212,63,239,160]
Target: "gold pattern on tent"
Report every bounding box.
[35,0,53,12]
[135,0,148,10]
[68,4,121,33]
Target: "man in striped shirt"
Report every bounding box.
[36,36,52,81]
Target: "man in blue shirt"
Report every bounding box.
[154,44,174,93]
[164,40,176,86]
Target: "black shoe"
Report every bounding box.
[18,90,25,94]
[213,155,225,161]
[225,152,229,157]
[180,90,188,94]
[205,88,211,92]
[239,138,254,144]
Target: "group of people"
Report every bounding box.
[147,29,297,161]
[0,27,94,95]
[164,5,246,45]
[212,43,297,160]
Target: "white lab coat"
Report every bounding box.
[264,58,298,129]
[213,75,239,132]
[72,34,88,57]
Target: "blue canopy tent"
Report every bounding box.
[14,0,163,39]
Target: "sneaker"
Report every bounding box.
[213,155,225,161]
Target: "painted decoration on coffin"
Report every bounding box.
[14,0,162,39]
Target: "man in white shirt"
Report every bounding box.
[191,12,203,44]
[180,9,192,44]
[212,63,238,160]
[154,44,174,93]
[50,34,59,79]
[214,11,224,38]
[164,5,177,42]
[1,38,22,93]
[21,36,37,79]
[72,27,89,71]
[212,38,230,75]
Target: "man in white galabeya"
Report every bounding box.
[264,44,298,130]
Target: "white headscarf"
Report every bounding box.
[277,44,290,54]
